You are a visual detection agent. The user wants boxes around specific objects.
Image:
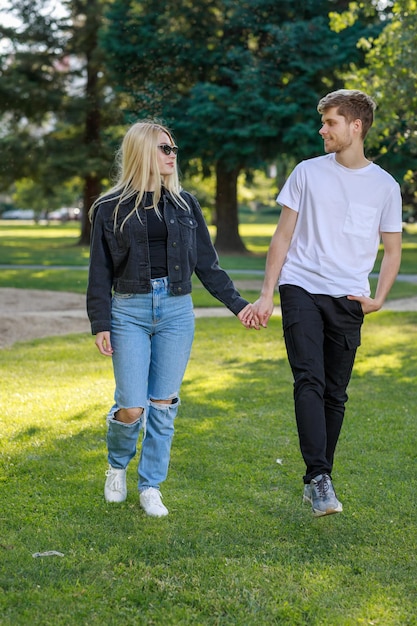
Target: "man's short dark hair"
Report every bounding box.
[317,89,376,139]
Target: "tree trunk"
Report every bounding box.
[214,160,247,254]
[79,174,100,245]
[78,4,102,246]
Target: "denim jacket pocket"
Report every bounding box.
[103,219,131,255]
[178,215,198,249]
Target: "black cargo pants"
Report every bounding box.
[279,284,364,484]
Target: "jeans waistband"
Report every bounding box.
[150,276,169,290]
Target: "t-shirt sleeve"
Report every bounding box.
[380,182,403,232]
[276,162,304,213]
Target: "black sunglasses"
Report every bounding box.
[158,144,179,156]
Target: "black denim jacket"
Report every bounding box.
[86,188,248,334]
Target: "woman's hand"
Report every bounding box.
[95,331,113,356]
[237,303,259,329]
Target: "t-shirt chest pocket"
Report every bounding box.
[342,202,378,239]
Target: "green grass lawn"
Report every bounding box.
[1,220,417,624]
[0,220,417,302]
[1,313,417,625]
[0,222,90,266]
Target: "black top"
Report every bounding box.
[146,199,168,278]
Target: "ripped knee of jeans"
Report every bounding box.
[149,393,180,410]
[107,405,144,426]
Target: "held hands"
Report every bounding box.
[237,296,274,330]
[251,295,274,329]
[237,303,255,328]
[95,331,113,356]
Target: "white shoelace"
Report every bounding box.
[106,469,124,492]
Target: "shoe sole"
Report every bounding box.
[312,504,343,517]
[139,505,168,517]
[104,494,127,503]
[139,496,169,517]
[141,511,168,517]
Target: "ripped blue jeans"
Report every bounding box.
[106,278,195,491]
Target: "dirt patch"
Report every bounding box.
[0,288,90,349]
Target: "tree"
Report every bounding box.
[335,0,417,218]
[0,0,124,243]
[103,0,384,252]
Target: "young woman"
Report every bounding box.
[87,121,253,516]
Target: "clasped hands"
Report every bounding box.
[237,297,273,330]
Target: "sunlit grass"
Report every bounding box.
[353,312,417,377]
[0,222,89,266]
[0,222,81,239]
[1,314,417,624]
[403,222,417,235]
[0,269,89,293]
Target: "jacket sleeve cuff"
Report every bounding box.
[91,320,111,335]
[229,297,250,316]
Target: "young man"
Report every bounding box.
[253,89,402,517]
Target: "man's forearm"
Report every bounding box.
[374,254,401,306]
[260,206,298,297]
[261,243,285,298]
[374,232,402,307]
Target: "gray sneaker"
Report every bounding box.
[104,465,127,503]
[303,483,312,505]
[310,473,343,517]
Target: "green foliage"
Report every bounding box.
[180,161,216,215]
[181,166,278,221]
[338,0,417,217]
[0,1,66,122]
[0,0,125,236]
[238,169,277,211]
[0,0,399,249]
[11,177,84,213]
[1,314,417,624]
[101,0,384,251]
[103,0,378,168]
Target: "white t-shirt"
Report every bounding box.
[276,153,403,297]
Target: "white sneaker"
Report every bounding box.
[104,466,127,503]
[139,488,168,517]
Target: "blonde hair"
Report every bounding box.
[317,89,376,139]
[89,120,189,230]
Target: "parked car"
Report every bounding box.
[1,209,35,220]
[47,207,80,221]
